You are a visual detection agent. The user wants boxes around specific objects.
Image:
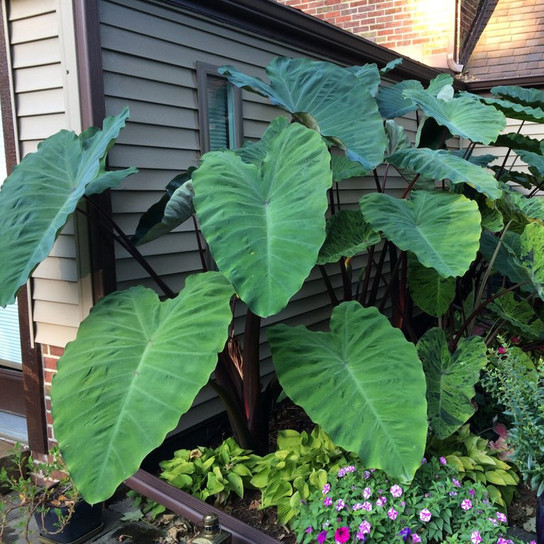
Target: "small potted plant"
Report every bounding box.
[483,343,544,544]
[0,444,103,544]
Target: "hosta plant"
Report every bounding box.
[3,56,544,505]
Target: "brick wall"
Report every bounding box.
[276,0,469,68]
[41,344,64,452]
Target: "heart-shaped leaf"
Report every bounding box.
[408,254,456,317]
[51,272,234,504]
[377,80,423,119]
[193,122,332,317]
[491,85,544,109]
[317,210,380,265]
[387,148,501,200]
[489,292,544,341]
[404,90,506,144]
[360,191,481,278]
[417,328,487,439]
[0,108,136,307]
[268,301,427,481]
[220,57,386,170]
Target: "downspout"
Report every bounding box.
[448,0,464,72]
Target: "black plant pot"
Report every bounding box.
[537,493,544,544]
[34,499,103,544]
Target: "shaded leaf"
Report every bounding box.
[377,80,423,119]
[317,210,380,265]
[385,120,411,156]
[408,254,456,317]
[491,85,544,110]
[331,154,369,182]
[345,63,381,96]
[417,328,487,439]
[494,133,542,153]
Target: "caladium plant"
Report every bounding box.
[2,57,544,505]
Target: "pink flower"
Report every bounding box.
[362,501,373,511]
[353,503,363,511]
[388,507,398,520]
[376,496,387,507]
[335,499,345,511]
[497,538,513,544]
[306,527,313,533]
[471,530,482,544]
[317,530,327,543]
[497,346,507,354]
[461,499,473,511]
[419,508,431,522]
[363,471,371,479]
[511,336,520,344]
[452,478,461,487]
[363,487,372,499]
[334,527,350,544]
[390,484,403,497]
[323,497,333,507]
[412,535,422,543]
[322,483,331,494]
[496,512,507,523]
[358,521,371,535]
[439,456,447,465]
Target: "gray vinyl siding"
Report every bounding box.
[8,0,89,348]
[98,0,421,432]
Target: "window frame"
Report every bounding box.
[196,62,243,153]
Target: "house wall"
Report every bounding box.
[97,0,417,432]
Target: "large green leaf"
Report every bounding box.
[479,96,544,123]
[417,328,487,439]
[491,85,544,109]
[404,90,506,144]
[317,210,381,265]
[515,149,544,178]
[360,191,482,278]
[385,120,411,156]
[51,272,234,504]
[494,133,541,153]
[345,63,381,96]
[0,108,135,307]
[386,148,501,200]
[220,57,386,170]
[268,301,427,481]
[331,154,369,182]
[520,222,544,300]
[193,122,331,317]
[132,170,195,246]
[408,254,456,317]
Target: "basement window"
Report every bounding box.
[197,62,243,153]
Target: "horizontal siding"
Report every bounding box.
[99,0,413,432]
[8,0,84,346]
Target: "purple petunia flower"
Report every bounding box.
[363,487,372,499]
[496,512,507,523]
[461,499,473,511]
[317,530,327,544]
[306,527,313,533]
[356,531,366,542]
[362,501,373,512]
[471,530,482,544]
[469,489,475,496]
[337,468,347,478]
[346,465,356,473]
[353,503,363,511]
[322,483,331,494]
[399,527,411,542]
[498,346,507,354]
[376,496,387,507]
[363,470,371,480]
[335,499,345,511]
[452,478,461,487]
[439,457,447,465]
[390,484,403,497]
[488,517,498,525]
[449,491,458,496]
[358,521,371,535]
[323,497,333,507]
[388,507,398,520]
[412,535,422,543]
[419,508,431,522]
[421,458,427,464]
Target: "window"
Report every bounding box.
[197,62,243,153]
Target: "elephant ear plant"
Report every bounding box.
[2,56,544,506]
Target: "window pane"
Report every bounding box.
[0,301,22,366]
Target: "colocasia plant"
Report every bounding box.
[292,458,531,544]
[4,56,544,506]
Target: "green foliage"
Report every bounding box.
[160,437,260,506]
[251,427,355,524]
[417,330,488,439]
[268,302,428,482]
[483,344,544,495]
[292,456,523,544]
[428,424,519,508]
